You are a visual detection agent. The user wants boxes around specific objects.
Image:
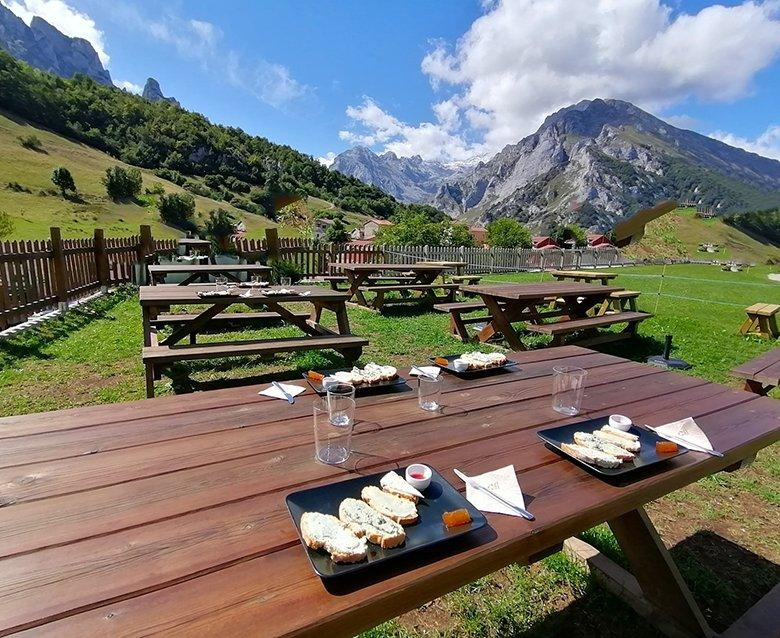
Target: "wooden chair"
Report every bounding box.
[739,304,780,339]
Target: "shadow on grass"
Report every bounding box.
[580,526,779,634]
[0,286,134,365]
[593,333,666,363]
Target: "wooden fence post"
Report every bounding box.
[135,225,154,285]
[50,227,69,310]
[265,227,280,262]
[94,228,109,290]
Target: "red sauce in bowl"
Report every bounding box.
[409,471,425,479]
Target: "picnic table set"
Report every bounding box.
[1,342,777,637]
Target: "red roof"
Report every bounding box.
[532,236,558,249]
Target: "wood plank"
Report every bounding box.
[461,281,622,300]
[525,311,652,335]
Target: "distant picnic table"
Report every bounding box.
[549,269,618,285]
[331,262,458,311]
[148,263,271,286]
[460,281,649,350]
[139,284,366,396]
[0,346,777,636]
[732,347,780,395]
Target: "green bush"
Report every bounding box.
[270,259,304,284]
[103,166,142,201]
[204,208,239,253]
[0,211,13,238]
[158,192,196,231]
[486,218,532,248]
[6,181,30,193]
[18,134,43,151]
[153,167,187,186]
[551,223,587,247]
[324,213,350,243]
[51,166,76,197]
[144,182,165,195]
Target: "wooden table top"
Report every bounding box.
[461,281,622,301]
[149,264,271,274]
[177,238,211,246]
[732,348,780,386]
[336,262,454,272]
[550,269,618,280]
[139,284,348,305]
[0,346,777,637]
[417,260,468,267]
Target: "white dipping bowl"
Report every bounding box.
[452,359,469,372]
[405,464,432,491]
[609,414,633,431]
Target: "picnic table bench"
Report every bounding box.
[731,347,780,395]
[550,269,618,285]
[0,345,776,637]
[335,262,458,311]
[139,285,366,397]
[739,303,779,339]
[461,282,650,350]
[148,263,271,286]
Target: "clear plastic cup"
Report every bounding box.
[214,275,228,293]
[313,397,353,464]
[418,375,442,412]
[280,276,292,287]
[326,382,355,426]
[552,366,587,415]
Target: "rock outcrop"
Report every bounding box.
[142,77,180,108]
[0,4,112,86]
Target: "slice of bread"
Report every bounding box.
[561,442,621,469]
[339,498,406,549]
[299,512,367,563]
[380,470,424,502]
[361,485,418,524]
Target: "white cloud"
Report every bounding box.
[318,152,337,167]
[710,125,780,160]
[253,61,309,108]
[343,0,780,162]
[3,0,109,65]
[145,17,221,68]
[664,114,699,130]
[117,79,142,94]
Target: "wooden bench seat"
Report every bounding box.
[150,311,309,329]
[142,334,368,397]
[525,311,652,346]
[740,303,780,339]
[449,275,482,283]
[357,283,459,311]
[359,283,460,292]
[434,301,495,342]
[599,290,641,314]
[732,347,780,395]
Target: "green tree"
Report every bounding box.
[204,208,239,253]
[324,213,350,243]
[486,218,532,248]
[158,192,196,230]
[102,166,142,201]
[444,223,476,247]
[551,223,587,247]
[0,211,14,238]
[51,166,76,197]
[375,211,444,246]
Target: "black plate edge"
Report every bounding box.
[429,355,517,377]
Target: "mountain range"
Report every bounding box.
[331,99,780,231]
[0,3,111,85]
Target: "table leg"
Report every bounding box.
[347,272,371,307]
[743,379,770,396]
[179,272,199,286]
[142,305,157,347]
[482,297,526,351]
[608,507,713,638]
[225,272,242,284]
[161,303,225,346]
[334,302,351,335]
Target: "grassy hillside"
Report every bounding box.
[623,207,780,263]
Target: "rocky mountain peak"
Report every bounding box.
[142,77,180,107]
[0,4,111,85]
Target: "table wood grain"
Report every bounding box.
[0,345,777,637]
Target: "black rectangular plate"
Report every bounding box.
[303,370,407,395]
[537,417,688,477]
[430,354,517,377]
[286,466,487,579]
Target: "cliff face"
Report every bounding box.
[0,5,111,86]
[142,77,180,107]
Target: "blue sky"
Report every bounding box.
[5,0,780,162]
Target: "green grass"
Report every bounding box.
[0,110,298,240]
[0,263,778,636]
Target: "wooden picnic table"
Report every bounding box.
[732,347,780,395]
[148,263,272,285]
[139,284,366,397]
[461,282,642,350]
[334,262,457,311]
[417,260,469,276]
[550,269,618,285]
[0,345,776,637]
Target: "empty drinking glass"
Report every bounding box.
[418,375,442,412]
[280,276,292,288]
[326,382,355,427]
[313,397,353,464]
[215,275,228,293]
[552,366,587,415]
[251,274,264,286]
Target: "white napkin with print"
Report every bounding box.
[654,417,714,451]
[410,365,440,378]
[258,383,306,400]
[465,465,526,517]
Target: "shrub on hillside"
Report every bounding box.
[51,166,76,198]
[145,182,166,195]
[0,211,13,238]
[204,208,239,253]
[18,134,44,152]
[324,213,350,243]
[103,166,142,201]
[153,168,187,186]
[6,181,30,193]
[158,192,196,231]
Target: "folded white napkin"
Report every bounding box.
[258,382,306,400]
[465,465,526,517]
[410,365,440,378]
[654,417,714,451]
